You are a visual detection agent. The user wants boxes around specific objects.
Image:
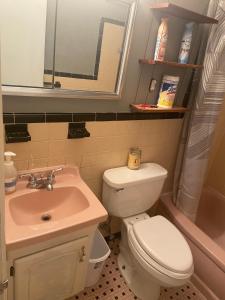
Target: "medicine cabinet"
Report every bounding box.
[0,0,137,99]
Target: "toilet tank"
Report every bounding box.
[102,163,168,218]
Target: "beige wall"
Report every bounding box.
[205,99,225,195]
[5,119,183,200]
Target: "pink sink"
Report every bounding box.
[5,166,108,249]
[9,186,89,226]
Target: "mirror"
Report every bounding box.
[0,0,136,97]
[0,0,51,88]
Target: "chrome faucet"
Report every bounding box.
[20,167,63,191]
[46,168,63,191]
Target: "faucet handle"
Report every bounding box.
[19,173,37,188]
[50,167,63,176]
[19,173,36,182]
[47,167,63,180]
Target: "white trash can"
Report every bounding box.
[85,229,111,287]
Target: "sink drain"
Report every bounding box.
[41,214,52,222]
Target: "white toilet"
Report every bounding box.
[102,163,194,300]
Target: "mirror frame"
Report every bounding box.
[2,0,138,100]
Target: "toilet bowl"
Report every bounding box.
[102,163,194,300]
[117,213,193,300]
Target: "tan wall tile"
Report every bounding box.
[119,150,130,166]
[114,134,140,150]
[28,158,48,169]
[80,165,105,181]
[49,140,66,158]
[85,136,119,154]
[64,139,87,159]
[87,121,118,137]
[47,157,66,167]
[47,123,68,140]
[4,119,183,221]
[85,178,102,199]
[116,120,142,136]
[28,123,48,141]
[81,151,122,168]
[141,146,159,162]
[14,160,29,171]
[29,141,49,159]
[65,154,83,168]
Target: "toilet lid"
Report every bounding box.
[132,216,193,274]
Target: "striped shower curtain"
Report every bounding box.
[173,0,225,221]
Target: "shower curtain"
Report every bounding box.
[173,0,225,221]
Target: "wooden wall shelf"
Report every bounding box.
[130,104,189,113]
[149,2,218,24]
[139,59,203,69]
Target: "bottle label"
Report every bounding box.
[128,154,141,170]
[155,33,167,61]
[5,178,17,193]
[178,23,193,64]
[154,20,168,61]
[157,76,179,108]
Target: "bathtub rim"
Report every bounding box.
[160,193,225,274]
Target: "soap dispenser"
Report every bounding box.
[4,151,17,194]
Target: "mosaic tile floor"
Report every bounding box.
[69,239,206,300]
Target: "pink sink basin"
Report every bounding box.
[5,166,108,249]
[9,186,89,226]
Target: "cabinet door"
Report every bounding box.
[14,237,88,300]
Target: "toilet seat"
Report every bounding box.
[128,216,193,281]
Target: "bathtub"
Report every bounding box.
[159,188,225,300]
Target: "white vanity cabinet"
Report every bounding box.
[14,236,88,300]
[5,166,108,300]
[7,226,98,300]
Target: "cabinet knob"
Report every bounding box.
[79,246,86,262]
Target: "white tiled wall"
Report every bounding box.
[5,119,183,199]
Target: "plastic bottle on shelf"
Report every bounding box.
[154,18,168,61]
[4,151,17,194]
[178,22,194,64]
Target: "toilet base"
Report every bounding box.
[118,252,160,300]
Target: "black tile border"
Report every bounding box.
[116,112,135,121]
[73,113,96,122]
[15,113,45,124]
[3,113,14,124]
[96,113,117,121]
[2,112,184,124]
[46,113,72,123]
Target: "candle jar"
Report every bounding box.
[128,147,141,170]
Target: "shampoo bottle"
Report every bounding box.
[154,18,168,61]
[4,151,17,194]
[178,22,194,64]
